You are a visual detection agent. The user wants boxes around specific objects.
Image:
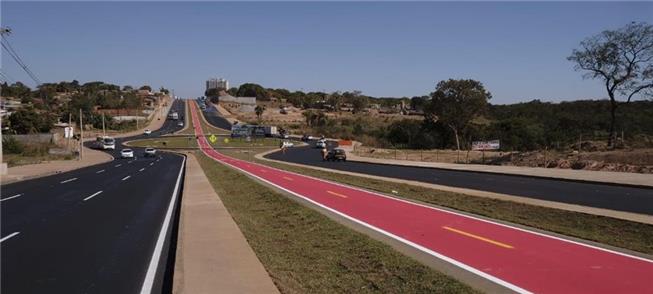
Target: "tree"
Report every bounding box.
[410,96,429,111]
[425,79,491,150]
[8,107,54,134]
[236,83,269,100]
[139,85,152,92]
[159,87,170,94]
[568,22,653,147]
[205,88,221,97]
[255,105,266,121]
[351,95,369,113]
[122,85,134,91]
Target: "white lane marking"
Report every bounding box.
[1,194,23,202]
[128,160,134,164]
[203,151,533,294]
[83,191,103,201]
[139,168,145,172]
[140,157,186,294]
[96,169,105,174]
[115,164,122,167]
[60,178,78,184]
[149,163,154,166]
[0,232,20,243]
[236,150,653,267]
[121,176,131,181]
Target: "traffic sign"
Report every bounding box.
[209,134,217,143]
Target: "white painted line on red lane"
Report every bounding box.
[83,191,103,201]
[0,232,20,243]
[60,178,78,184]
[96,169,105,174]
[210,154,533,294]
[1,194,23,202]
[121,176,131,181]
[139,168,145,172]
[140,156,186,294]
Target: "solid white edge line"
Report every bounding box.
[0,232,20,243]
[60,177,78,184]
[1,194,23,202]
[121,176,131,181]
[139,156,185,294]
[205,151,533,294]
[249,153,653,264]
[83,191,103,201]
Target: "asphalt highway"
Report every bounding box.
[197,103,653,215]
[189,101,653,293]
[1,99,187,293]
[200,103,234,130]
[264,141,653,215]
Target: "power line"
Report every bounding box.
[0,71,16,84]
[0,28,42,86]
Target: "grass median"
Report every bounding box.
[195,151,477,293]
[219,148,653,256]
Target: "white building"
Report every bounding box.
[206,78,229,91]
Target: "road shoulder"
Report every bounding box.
[1,147,112,185]
[256,149,653,225]
[173,153,279,294]
[346,151,653,188]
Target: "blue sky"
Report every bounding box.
[1,1,652,104]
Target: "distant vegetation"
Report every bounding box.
[1,80,165,134]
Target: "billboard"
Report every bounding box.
[472,140,500,151]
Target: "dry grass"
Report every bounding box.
[195,151,477,293]
[220,149,653,255]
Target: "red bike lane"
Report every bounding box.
[189,101,653,294]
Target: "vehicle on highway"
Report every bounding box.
[144,129,152,135]
[281,141,294,148]
[301,135,316,141]
[144,147,156,157]
[96,136,116,150]
[316,139,327,149]
[168,112,179,120]
[177,121,184,127]
[120,149,135,159]
[326,148,347,162]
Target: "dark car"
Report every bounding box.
[325,148,347,162]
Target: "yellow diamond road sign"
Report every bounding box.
[209,134,217,143]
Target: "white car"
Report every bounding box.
[316,140,327,148]
[144,129,152,135]
[177,121,184,127]
[281,141,294,148]
[144,147,156,157]
[120,149,135,159]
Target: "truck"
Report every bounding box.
[264,126,278,137]
[168,112,179,120]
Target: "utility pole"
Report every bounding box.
[102,113,106,136]
[0,28,10,175]
[67,113,71,151]
[79,109,83,160]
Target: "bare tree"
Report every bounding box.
[568,22,653,147]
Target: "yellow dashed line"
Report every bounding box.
[326,190,348,198]
[442,226,514,249]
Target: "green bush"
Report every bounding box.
[2,136,24,154]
